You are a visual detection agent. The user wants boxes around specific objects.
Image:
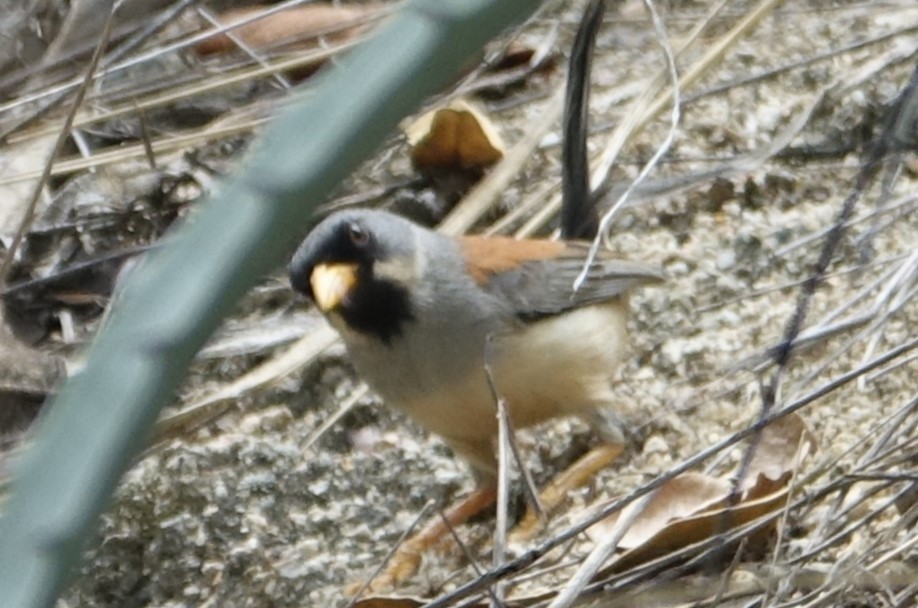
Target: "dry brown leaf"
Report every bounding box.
[195,4,381,57]
[587,472,732,549]
[607,483,792,574]
[405,99,505,173]
[583,413,816,574]
[742,412,816,498]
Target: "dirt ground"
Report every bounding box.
[0,1,915,607]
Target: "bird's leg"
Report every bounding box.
[509,442,623,541]
[511,406,630,541]
[355,483,498,594]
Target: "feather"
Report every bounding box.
[473,242,664,319]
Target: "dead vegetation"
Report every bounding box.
[0,1,915,607]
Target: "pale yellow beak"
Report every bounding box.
[309,263,358,312]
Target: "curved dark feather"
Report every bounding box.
[561,0,605,240]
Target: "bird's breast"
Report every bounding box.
[339,301,630,446]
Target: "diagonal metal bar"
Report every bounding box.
[0,1,538,606]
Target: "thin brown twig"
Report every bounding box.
[437,509,502,607]
[134,99,158,171]
[195,6,293,91]
[484,336,544,523]
[0,0,389,117]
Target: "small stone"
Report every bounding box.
[716,250,736,270]
[643,435,668,455]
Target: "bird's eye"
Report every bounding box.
[348,223,369,247]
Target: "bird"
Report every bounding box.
[288,0,662,589]
[290,208,663,475]
[288,208,663,587]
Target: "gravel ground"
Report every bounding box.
[4,1,914,606]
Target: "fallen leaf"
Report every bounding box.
[588,473,732,550]
[742,412,816,498]
[606,482,792,574]
[195,4,381,57]
[583,413,816,575]
[405,99,505,173]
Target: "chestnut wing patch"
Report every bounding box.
[460,235,566,286]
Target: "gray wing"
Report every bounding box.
[482,245,664,319]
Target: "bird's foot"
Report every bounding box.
[347,484,497,596]
[510,443,624,542]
